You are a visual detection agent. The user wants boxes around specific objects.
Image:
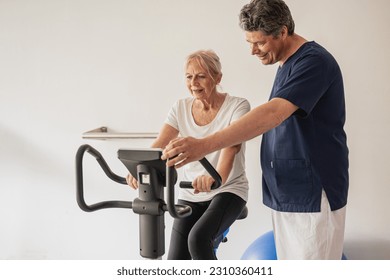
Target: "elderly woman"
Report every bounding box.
[127,50,250,260]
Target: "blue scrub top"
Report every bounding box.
[261,41,349,212]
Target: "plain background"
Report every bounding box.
[1,0,389,260]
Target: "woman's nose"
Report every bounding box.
[190,77,198,86]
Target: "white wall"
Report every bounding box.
[0,0,389,260]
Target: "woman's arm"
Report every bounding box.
[192,144,241,193]
[216,144,241,185]
[151,124,180,149]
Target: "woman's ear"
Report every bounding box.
[216,73,223,85]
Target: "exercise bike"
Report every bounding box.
[75,144,247,259]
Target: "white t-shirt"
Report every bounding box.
[165,94,250,202]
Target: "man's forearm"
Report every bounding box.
[204,99,288,153]
[161,98,297,167]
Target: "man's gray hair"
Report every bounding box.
[239,0,295,37]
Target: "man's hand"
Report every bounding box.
[162,136,207,168]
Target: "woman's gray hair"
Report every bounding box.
[185,50,222,83]
[239,0,295,37]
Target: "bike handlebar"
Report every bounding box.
[75,144,132,212]
[166,157,222,218]
[179,158,222,189]
[76,145,222,218]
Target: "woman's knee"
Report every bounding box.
[188,229,214,259]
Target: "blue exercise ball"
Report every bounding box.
[241,230,348,260]
[241,230,277,260]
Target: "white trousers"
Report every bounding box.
[271,190,346,260]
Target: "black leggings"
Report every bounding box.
[167,192,246,260]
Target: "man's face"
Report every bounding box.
[245,30,285,65]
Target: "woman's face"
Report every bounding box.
[185,60,218,100]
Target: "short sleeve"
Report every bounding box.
[231,98,251,123]
[164,100,179,130]
[275,54,338,118]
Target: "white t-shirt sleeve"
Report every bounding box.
[164,100,180,130]
[231,98,251,122]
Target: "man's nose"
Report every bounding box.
[250,43,259,55]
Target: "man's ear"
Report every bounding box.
[280,26,288,39]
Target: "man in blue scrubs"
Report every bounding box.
[162,0,348,259]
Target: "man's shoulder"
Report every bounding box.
[299,41,337,63]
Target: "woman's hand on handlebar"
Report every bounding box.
[192,175,215,194]
[126,173,139,190]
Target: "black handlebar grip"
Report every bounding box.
[179,181,193,189]
[179,181,219,190]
